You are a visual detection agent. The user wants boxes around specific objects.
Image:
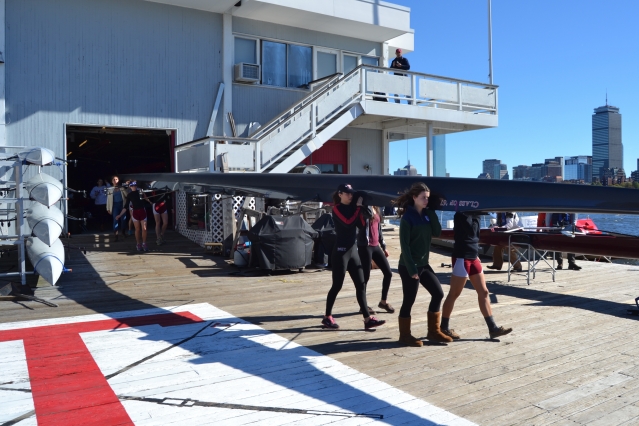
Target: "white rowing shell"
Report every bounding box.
[26,237,65,285]
[26,203,64,246]
[26,173,63,207]
[18,147,55,166]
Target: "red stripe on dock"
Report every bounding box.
[0,311,203,425]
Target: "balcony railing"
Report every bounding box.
[175,65,498,173]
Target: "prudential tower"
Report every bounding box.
[592,103,622,180]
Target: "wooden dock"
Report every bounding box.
[1,228,639,425]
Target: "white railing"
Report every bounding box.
[175,65,498,173]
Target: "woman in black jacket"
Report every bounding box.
[358,206,394,314]
[322,184,386,330]
[440,212,512,340]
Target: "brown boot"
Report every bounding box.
[426,311,453,343]
[398,316,423,347]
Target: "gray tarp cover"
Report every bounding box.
[248,215,318,270]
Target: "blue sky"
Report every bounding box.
[388,0,639,178]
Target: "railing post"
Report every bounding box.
[255,140,261,172]
[310,101,316,138]
[458,82,463,111]
[411,74,417,105]
[361,68,367,100]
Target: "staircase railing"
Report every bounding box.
[175,65,498,173]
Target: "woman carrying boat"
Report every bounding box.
[395,182,452,347]
[106,175,129,242]
[440,211,512,340]
[322,184,385,330]
[358,205,395,314]
[115,181,149,252]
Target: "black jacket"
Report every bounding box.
[390,56,410,75]
[356,213,386,250]
[332,204,372,250]
[452,211,480,260]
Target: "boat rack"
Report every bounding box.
[0,147,68,294]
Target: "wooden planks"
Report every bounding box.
[1,228,639,425]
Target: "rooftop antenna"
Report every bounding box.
[606,90,608,106]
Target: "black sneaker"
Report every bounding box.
[365,316,385,329]
[321,316,340,329]
[556,264,563,270]
[489,326,513,339]
[568,263,582,270]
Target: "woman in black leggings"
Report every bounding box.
[322,184,386,330]
[358,206,394,314]
[395,182,452,346]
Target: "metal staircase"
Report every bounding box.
[175,65,498,174]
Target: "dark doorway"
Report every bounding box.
[66,125,173,233]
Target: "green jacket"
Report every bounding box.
[398,206,442,276]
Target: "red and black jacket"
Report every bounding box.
[331,203,372,250]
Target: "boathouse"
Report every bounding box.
[0,0,498,244]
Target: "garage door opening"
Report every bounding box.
[66,125,174,233]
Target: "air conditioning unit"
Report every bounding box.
[234,63,260,83]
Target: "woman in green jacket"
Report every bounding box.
[395,182,452,346]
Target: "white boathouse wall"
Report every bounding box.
[5,0,224,167]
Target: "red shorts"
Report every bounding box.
[451,257,482,278]
[131,207,147,222]
[153,201,168,215]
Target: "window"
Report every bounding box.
[343,54,358,74]
[287,45,312,88]
[361,56,379,66]
[262,40,287,87]
[235,37,257,65]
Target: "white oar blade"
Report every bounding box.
[18,147,55,166]
[26,237,65,285]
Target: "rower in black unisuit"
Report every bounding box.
[322,183,385,331]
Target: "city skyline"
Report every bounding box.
[388,1,638,178]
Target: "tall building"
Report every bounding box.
[512,165,531,180]
[433,135,447,177]
[494,163,509,180]
[393,161,419,176]
[592,104,622,180]
[564,156,592,183]
[543,159,562,179]
[482,159,502,176]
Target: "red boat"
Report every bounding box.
[439,219,639,260]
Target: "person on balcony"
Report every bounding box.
[487,212,523,272]
[322,184,385,331]
[389,48,410,103]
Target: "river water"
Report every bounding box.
[392,211,639,264]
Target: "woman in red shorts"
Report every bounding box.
[440,211,512,340]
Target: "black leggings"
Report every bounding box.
[398,263,444,317]
[358,245,392,300]
[326,245,370,318]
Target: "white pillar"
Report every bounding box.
[382,131,390,175]
[222,13,234,137]
[381,41,389,68]
[426,123,433,177]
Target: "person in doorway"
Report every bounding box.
[395,182,452,346]
[322,184,385,330]
[546,213,582,270]
[115,181,148,252]
[357,206,394,314]
[487,212,523,272]
[148,188,171,245]
[389,48,410,103]
[106,175,129,242]
[440,211,513,340]
[124,180,135,237]
[89,178,110,231]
